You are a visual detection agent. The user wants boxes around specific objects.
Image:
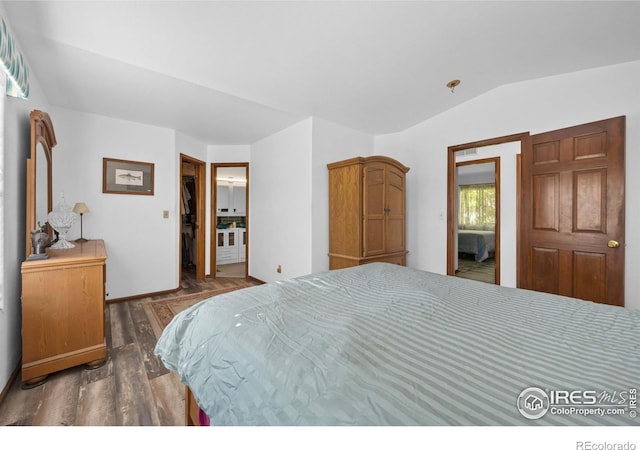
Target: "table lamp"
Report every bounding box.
[73,202,90,242]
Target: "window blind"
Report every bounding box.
[0,16,29,99]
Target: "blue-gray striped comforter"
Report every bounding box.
[154,263,640,425]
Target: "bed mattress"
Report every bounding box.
[155,263,639,425]
[458,229,495,262]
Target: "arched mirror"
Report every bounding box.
[25,110,57,258]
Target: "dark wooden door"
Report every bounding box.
[520,116,625,306]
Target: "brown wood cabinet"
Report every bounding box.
[328,156,409,269]
[21,239,108,386]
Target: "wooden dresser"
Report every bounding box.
[21,239,108,386]
[328,156,409,269]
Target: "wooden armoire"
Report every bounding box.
[328,156,409,269]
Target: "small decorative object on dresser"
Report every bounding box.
[47,192,77,249]
[27,223,51,260]
[327,155,409,269]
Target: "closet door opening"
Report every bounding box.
[180,154,206,282]
[212,162,249,279]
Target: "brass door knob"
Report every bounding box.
[607,240,620,248]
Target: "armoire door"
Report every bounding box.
[363,163,386,257]
[385,165,406,254]
[520,116,625,306]
[363,163,406,257]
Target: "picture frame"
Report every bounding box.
[102,157,155,195]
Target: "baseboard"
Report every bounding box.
[247,275,266,285]
[107,286,181,304]
[107,273,264,304]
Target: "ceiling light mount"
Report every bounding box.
[446,79,461,93]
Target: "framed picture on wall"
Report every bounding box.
[102,157,155,195]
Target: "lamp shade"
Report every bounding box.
[73,202,90,214]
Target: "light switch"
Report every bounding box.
[163,210,169,219]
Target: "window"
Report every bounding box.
[458,183,496,230]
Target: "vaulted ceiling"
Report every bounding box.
[3,1,640,145]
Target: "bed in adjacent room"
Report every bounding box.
[458,229,495,262]
[154,263,639,426]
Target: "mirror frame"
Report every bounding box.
[26,110,57,258]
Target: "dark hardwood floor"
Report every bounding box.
[0,270,258,426]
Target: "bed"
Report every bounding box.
[154,262,639,426]
[458,229,496,262]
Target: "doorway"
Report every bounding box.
[212,162,249,279]
[447,133,527,287]
[180,154,206,282]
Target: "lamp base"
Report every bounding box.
[75,238,89,242]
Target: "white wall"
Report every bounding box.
[177,132,207,162]
[310,117,373,273]
[457,162,495,185]
[208,145,250,163]
[248,117,372,282]
[51,108,179,300]
[249,119,313,282]
[0,72,5,312]
[375,60,640,309]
